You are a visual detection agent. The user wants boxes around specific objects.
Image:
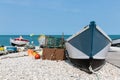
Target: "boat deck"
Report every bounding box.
[106,47,120,68]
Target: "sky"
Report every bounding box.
[0,0,120,35]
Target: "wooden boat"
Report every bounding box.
[65,21,111,73]
[10,36,29,46]
[111,39,120,47]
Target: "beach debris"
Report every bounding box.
[35,48,43,56]
[35,53,40,59]
[42,48,65,60]
[27,49,40,59]
[25,44,35,50]
[38,33,65,48]
[45,35,65,48]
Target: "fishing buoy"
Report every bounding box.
[27,49,34,56]
[28,49,40,59]
[32,52,36,56]
[35,53,40,59]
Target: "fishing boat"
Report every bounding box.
[111,39,120,47]
[10,36,29,46]
[65,21,111,73]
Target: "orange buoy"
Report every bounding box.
[32,52,37,56]
[35,53,40,59]
[27,49,34,56]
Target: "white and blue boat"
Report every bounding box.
[65,21,112,73]
[111,38,120,47]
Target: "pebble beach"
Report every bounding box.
[0,51,120,80]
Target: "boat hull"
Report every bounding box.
[65,21,111,73]
[11,43,27,47]
[111,39,120,47]
[69,58,105,73]
[10,38,29,47]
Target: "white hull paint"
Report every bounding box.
[93,43,111,59]
[66,42,111,59]
[10,39,29,46]
[112,39,120,44]
[65,42,89,59]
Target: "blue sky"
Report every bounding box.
[0,0,120,35]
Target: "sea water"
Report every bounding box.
[0,35,71,46]
[0,35,120,46]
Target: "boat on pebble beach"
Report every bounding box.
[6,46,17,53]
[10,36,29,47]
[65,21,112,73]
[111,38,120,47]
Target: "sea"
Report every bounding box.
[0,35,120,46]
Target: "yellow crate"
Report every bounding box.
[0,47,4,51]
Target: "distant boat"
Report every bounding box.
[65,21,112,73]
[111,39,120,47]
[10,36,29,46]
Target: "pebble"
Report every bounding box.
[0,52,120,80]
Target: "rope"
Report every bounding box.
[89,65,100,80]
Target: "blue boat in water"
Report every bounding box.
[65,21,112,73]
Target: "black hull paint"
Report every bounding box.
[111,43,120,47]
[11,43,26,47]
[69,58,105,73]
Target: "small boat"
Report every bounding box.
[65,21,111,73]
[111,39,120,47]
[10,36,29,46]
[6,46,17,53]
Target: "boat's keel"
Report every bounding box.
[69,58,105,73]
